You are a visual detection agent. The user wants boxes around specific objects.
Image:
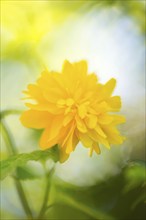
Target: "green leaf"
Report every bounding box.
[57,191,115,220]
[50,179,115,220]
[0,146,59,180]
[48,161,146,220]
[15,165,39,180]
[124,161,146,192]
[45,203,92,220]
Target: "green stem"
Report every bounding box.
[1,119,33,219]
[44,204,55,212]
[14,177,33,219]
[59,192,115,220]
[0,120,17,155]
[0,109,23,119]
[37,168,55,219]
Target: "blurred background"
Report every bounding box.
[1,0,145,219]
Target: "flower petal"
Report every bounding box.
[88,130,110,149]
[63,113,74,126]
[102,125,125,145]
[95,102,110,114]
[25,102,64,115]
[107,96,121,111]
[20,110,51,129]
[79,133,93,148]
[40,128,58,149]
[65,131,78,154]
[98,78,116,101]
[93,142,101,155]
[40,115,63,148]
[103,78,116,97]
[26,84,45,102]
[95,125,107,138]
[62,60,73,76]
[20,60,125,160]
[112,115,126,125]
[85,115,97,129]
[78,104,87,119]
[88,143,100,156]
[73,60,87,77]
[98,113,113,124]
[59,149,70,163]
[76,115,87,133]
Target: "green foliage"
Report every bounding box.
[124,161,146,192]
[15,165,39,180]
[0,146,59,180]
[46,161,146,220]
[0,109,23,119]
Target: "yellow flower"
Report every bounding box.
[20,60,125,162]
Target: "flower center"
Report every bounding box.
[57,98,90,118]
[57,98,75,107]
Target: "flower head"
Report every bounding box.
[20,60,125,162]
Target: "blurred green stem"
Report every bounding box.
[59,192,114,220]
[14,177,33,219]
[0,109,23,119]
[37,167,55,219]
[1,119,17,155]
[0,119,33,219]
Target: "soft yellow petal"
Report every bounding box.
[63,113,74,126]
[25,102,64,115]
[40,128,58,149]
[73,86,84,101]
[76,115,87,133]
[26,84,45,102]
[102,125,125,145]
[98,113,113,124]
[95,125,107,138]
[95,101,110,114]
[87,73,98,89]
[37,71,51,90]
[59,149,70,163]
[78,104,87,119]
[43,88,66,103]
[112,115,126,125]
[65,131,78,154]
[66,98,75,106]
[107,96,121,111]
[48,116,63,141]
[88,130,110,149]
[60,123,77,154]
[88,107,98,115]
[79,133,93,148]
[20,110,51,129]
[37,73,67,102]
[38,71,66,92]
[73,60,87,77]
[88,143,100,157]
[89,146,94,157]
[98,78,116,101]
[96,135,110,149]
[62,60,88,94]
[85,115,97,129]
[103,78,116,96]
[40,115,63,149]
[93,143,101,154]
[62,60,73,76]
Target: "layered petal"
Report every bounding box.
[21,60,125,162]
[20,110,51,129]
